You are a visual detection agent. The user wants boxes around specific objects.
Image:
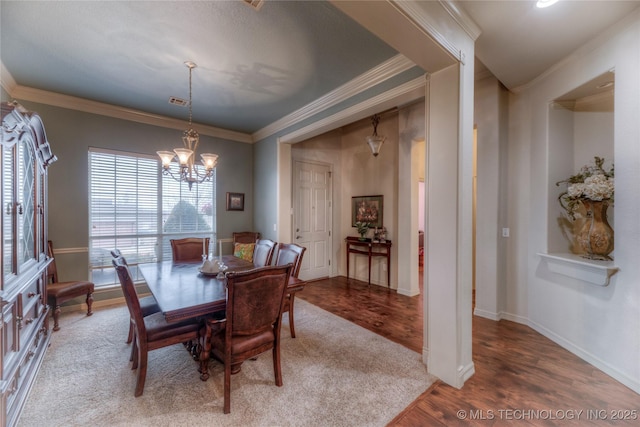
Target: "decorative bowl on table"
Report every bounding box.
[199,260,220,276]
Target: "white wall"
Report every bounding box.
[474,75,510,320]
[507,12,640,393]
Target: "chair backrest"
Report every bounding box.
[274,243,306,278]
[225,264,292,338]
[170,237,209,261]
[46,240,58,283]
[253,239,277,267]
[110,248,128,264]
[113,256,146,340]
[232,231,260,244]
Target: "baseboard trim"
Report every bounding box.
[458,361,476,386]
[528,319,640,395]
[473,307,501,321]
[499,311,529,325]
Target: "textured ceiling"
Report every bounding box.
[1,1,397,134]
[2,0,639,137]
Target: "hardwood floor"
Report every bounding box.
[297,275,640,426]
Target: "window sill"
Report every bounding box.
[538,252,619,286]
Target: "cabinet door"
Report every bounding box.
[2,143,15,282]
[17,139,36,267]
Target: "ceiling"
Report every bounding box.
[2,1,639,139]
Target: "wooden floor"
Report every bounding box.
[297,275,640,426]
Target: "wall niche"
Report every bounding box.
[547,71,615,258]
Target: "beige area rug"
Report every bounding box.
[19,299,434,427]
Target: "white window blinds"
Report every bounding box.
[88,148,215,287]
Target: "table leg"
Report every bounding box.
[199,321,212,381]
[368,246,372,285]
[346,245,350,279]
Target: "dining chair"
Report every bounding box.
[110,249,161,345]
[252,239,277,267]
[274,243,307,338]
[112,256,201,397]
[232,231,260,262]
[170,237,210,261]
[46,240,95,331]
[208,263,293,414]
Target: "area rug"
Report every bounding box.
[18,299,434,427]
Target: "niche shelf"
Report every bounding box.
[538,252,619,286]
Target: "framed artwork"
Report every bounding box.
[351,195,383,228]
[226,192,245,211]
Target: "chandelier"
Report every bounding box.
[365,114,386,157]
[157,61,218,189]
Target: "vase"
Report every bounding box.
[576,199,614,260]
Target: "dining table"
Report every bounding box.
[137,255,304,380]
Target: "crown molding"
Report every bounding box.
[1,64,252,144]
[389,1,462,63]
[4,53,419,145]
[439,1,482,41]
[0,62,18,94]
[279,75,426,144]
[252,54,415,142]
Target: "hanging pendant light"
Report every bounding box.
[157,61,218,189]
[365,114,386,157]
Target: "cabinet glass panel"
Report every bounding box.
[18,140,35,265]
[39,173,46,259]
[2,144,14,278]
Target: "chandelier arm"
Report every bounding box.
[157,60,218,190]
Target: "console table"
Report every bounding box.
[345,237,392,287]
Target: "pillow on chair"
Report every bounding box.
[234,243,255,262]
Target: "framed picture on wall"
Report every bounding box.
[351,195,383,228]
[226,192,245,211]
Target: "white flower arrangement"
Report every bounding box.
[556,156,614,220]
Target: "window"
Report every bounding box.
[89,148,215,287]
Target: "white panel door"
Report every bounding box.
[293,160,331,280]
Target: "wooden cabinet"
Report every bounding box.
[1,101,56,427]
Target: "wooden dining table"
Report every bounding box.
[137,255,304,380]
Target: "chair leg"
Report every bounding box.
[134,345,148,397]
[52,303,61,331]
[126,320,134,344]
[223,356,231,414]
[273,343,283,387]
[129,330,137,362]
[131,340,139,369]
[86,291,94,316]
[288,294,296,338]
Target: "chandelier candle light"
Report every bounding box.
[157,61,218,190]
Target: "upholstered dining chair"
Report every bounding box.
[252,239,277,267]
[231,231,260,262]
[110,249,161,345]
[232,231,260,244]
[208,264,293,414]
[113,256,201,397]
[274,243,307,338]
[170,237,209,262]
[46,240,95,331]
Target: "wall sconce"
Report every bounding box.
[365,114,386,157]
